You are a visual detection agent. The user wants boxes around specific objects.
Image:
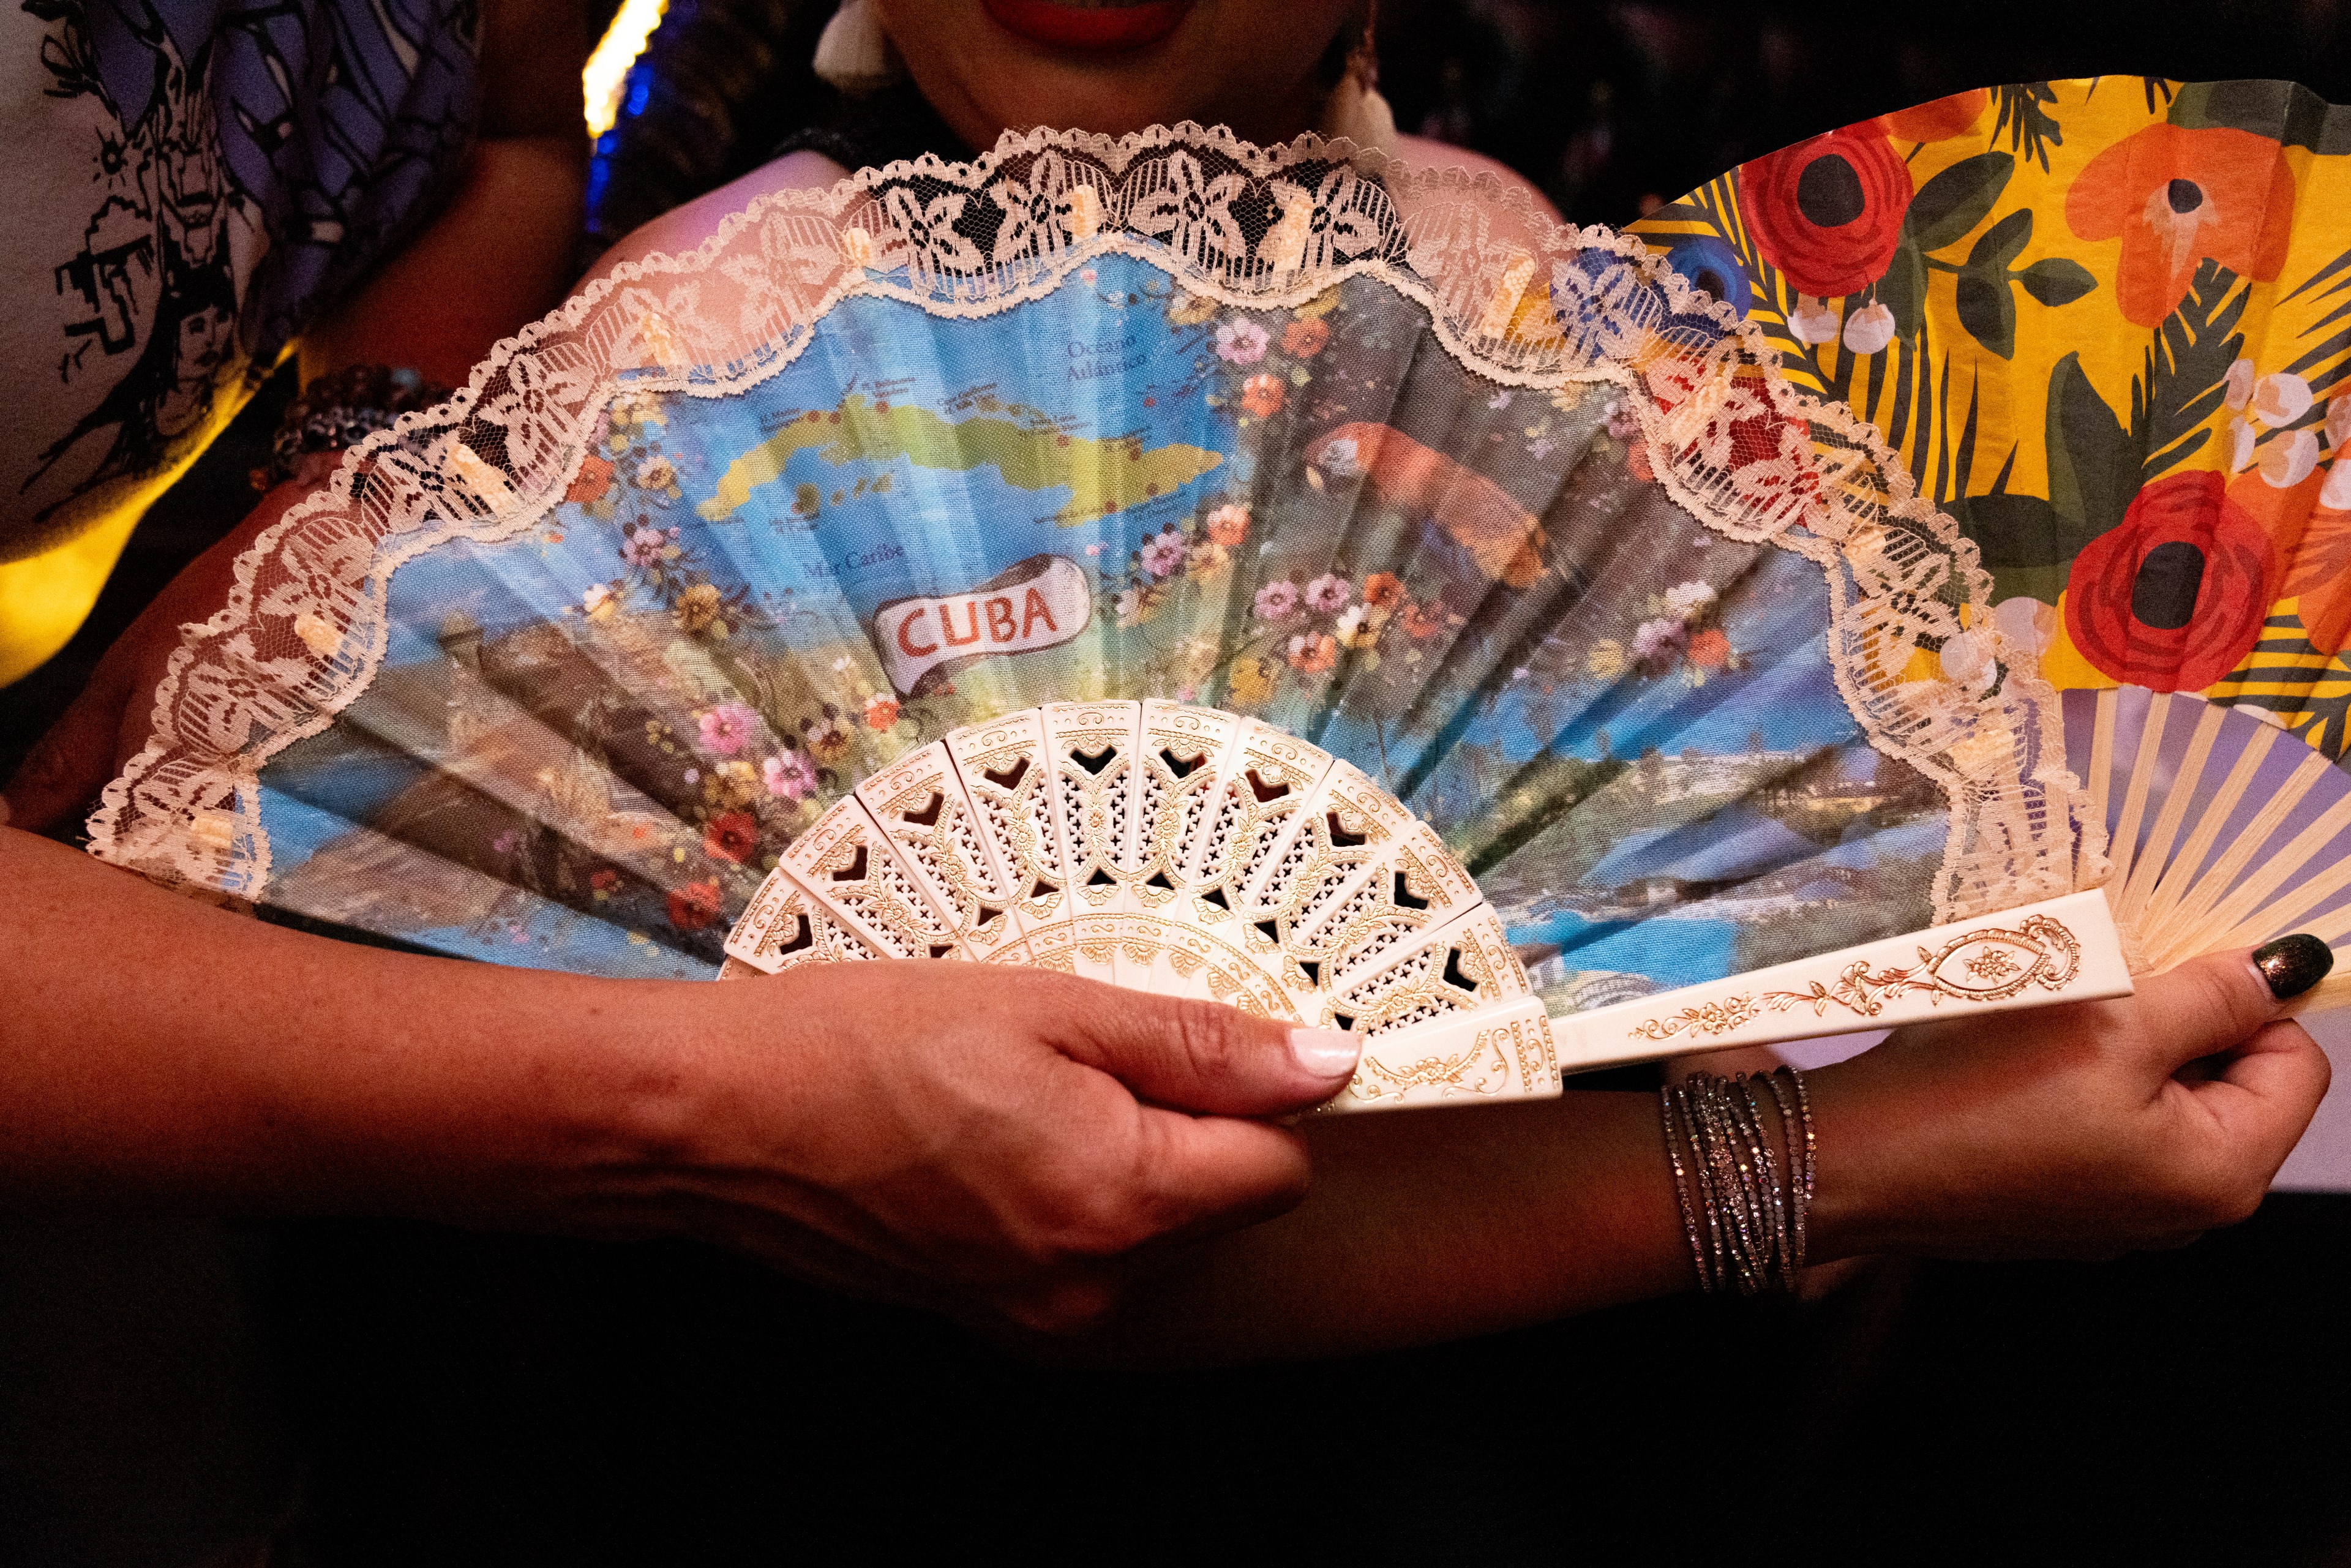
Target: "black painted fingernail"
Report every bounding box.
[2252,934,2334,1000]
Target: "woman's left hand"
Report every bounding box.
[1807,946,2334,1261]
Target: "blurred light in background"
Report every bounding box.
[584,0,668,137]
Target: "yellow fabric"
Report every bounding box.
[0,510,139,688]
[0,357,255,688]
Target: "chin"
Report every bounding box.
[882,0,1348,145]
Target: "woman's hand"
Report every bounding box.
[1810,947,2333,1261]
[1068,943,2334,1365]
[640,962,1360,1333]
[0,831,1356,1337]
[2,480,324,833]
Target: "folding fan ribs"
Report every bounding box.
[723,700,1561,1113]
[2071,688,2351,1003]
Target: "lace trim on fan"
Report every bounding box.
[87,123,2098,922]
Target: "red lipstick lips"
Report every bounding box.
[980,0,1194,51]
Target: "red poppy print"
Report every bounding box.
[2064,471,2277,691]
[1883,89,1989,144]
[565,453,615,506]
[702,811,760,864]
[1736,127,1915,299]
[2065,124,2295,328]
[666,879,724,931]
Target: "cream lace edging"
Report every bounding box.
[86,124,2099,923]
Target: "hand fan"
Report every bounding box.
[79,121,2338,1114]
[1627,78,2351,809]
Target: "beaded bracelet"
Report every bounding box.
[1659,1066,1812,1295]
[255,364,455,492]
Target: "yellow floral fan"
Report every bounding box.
[1630,78,2351,746]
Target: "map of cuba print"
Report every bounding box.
[249,250,1944,1002]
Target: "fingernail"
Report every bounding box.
[1289,1026,1361,1078]
[2252,934,2334,1001]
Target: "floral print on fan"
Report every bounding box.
[1633,77,2351,755]
[127,126,2075,989]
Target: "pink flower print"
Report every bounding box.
[698,702,757,756]
[1214,320,1270,364]
[620,523,667,567]
[1305,572,1351,613]
[763,750,817,800]
[1254,579,1302,621]
[1139,527,1187,579]
[1631,616,1687,667]
[1605,400,1641,442]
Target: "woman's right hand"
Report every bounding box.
[1811,946,2333,1262]
[0,831,1359,1340]
[623,961,1363,1334]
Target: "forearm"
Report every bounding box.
[0,828,690,1224]
[1067,1092,1693,1365]
[1084,1061,1897,1365]
[299,135,588,389]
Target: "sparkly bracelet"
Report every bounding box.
[255,364,454,491]
[1760,1066,1814,1270]
[1659,1086,1719,1294]
[1689,1078,1761,1292]
[1660,1066,1812,1295]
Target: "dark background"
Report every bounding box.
[5,4,2350,1564]
[1380,0,2351,224]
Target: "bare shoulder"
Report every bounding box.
[572,151,853,296]
[1387,133,1563,227]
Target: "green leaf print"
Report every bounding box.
[2045,351,2139,539]
[2133,258,2246,481]
[2015,258,2098,307]
[1992,82,2064,170]
[1905,152,2015,253]
[1952,211,2038,358]
[1876,234,1928,340]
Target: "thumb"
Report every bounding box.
[2134,936,2335,1073]
[1059,989,1362,1117]
[2,660,135,833]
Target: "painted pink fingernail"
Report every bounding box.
[1289,1026,1360,1078]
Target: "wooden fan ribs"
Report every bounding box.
[2082,689,2351,998]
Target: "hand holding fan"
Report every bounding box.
[84,124,2347,1113]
